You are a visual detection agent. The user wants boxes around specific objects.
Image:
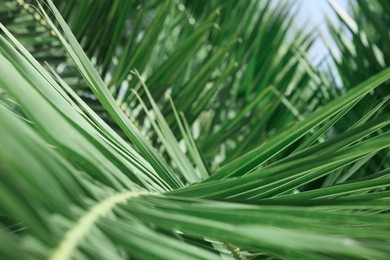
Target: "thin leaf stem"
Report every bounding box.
[50,191,155,260]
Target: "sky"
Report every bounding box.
[295,0,349,64]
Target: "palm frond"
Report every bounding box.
[0,0,389,259]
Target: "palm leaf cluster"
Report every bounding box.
[326,0,389,121]
[0,0,389,259]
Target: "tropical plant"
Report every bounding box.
[323,0,390,187]
[0,0,389,259]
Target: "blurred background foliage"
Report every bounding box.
[1,0,330,168]
[0,0,389,259]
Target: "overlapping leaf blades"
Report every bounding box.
[0,0,389,259]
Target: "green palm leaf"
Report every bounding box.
[0,0,389,259]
